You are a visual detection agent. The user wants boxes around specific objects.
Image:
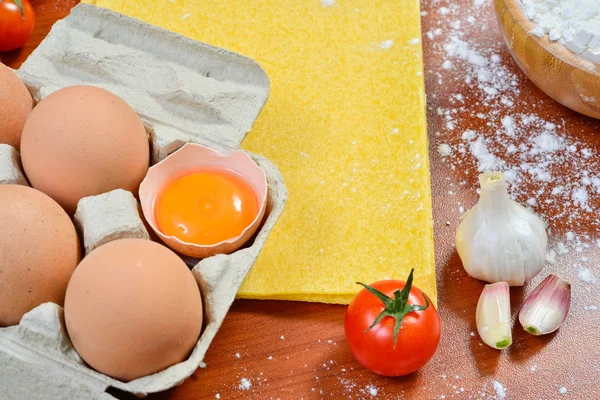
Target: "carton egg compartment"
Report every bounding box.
[0,4,287,399]
[74,189,151,256]
[0,144,28,186]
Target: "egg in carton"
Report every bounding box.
[0,4,287,399]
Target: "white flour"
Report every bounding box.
[379,39,394,49]
[238,378,252,390]
[518,0,600,63]
[365,384,379,396]
[578,267,597,284]
[492,380,507,399]
[559,386,568,394]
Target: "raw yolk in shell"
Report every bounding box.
[155,170,258,246]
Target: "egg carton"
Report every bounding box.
[0,4,287,399]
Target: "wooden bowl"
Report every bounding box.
[494,0,600,119]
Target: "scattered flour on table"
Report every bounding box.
[438,144,452,156]
[546,249,557,264]
[337,377,358,392]
[365,384,379,397]
[321,0,336,7]
[556,242,569,255]
[438,22,562,176]
[560,386,568,395]
[492,380,507,399]
[578,268,597,284]
[239,378,251,390]
[423,0,600,276]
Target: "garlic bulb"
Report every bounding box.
[456,171,547,286]
[476,282,512,350]
[519,274,571,336]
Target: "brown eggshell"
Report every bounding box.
[64,238,203,382]
[20,85,150,214]
[0,185,81,327]
[0,63,33,151]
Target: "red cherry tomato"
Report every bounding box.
[0,0,35,52]
[344,269,441,376]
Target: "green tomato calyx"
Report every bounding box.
[356,268,430,349]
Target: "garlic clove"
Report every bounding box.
[456,171,547,286]
[519,274,571,336]
[476,282,512,350]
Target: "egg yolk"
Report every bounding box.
[155,170,259,246]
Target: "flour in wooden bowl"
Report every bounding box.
[519,0,600,63]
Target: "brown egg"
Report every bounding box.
[0,63,33,150]
[64,239,203,381]
[0,185,81,327]
[20,85,150,214]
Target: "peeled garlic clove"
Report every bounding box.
[476,282,512,350]
[519,274,571,335]
[456,171,547,286]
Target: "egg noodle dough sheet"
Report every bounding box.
[84,0,436,304]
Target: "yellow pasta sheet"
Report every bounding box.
[84,0,436,305]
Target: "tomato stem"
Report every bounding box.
[12,0,25,18]
[357,268,430,349]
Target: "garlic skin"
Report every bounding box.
[456,171,547,286]
[519,274,571,336]
[476,282,512,350]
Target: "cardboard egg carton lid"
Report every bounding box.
[0,4,287,399]
[17,3,270,162]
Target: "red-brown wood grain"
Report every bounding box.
[3,1,599,399]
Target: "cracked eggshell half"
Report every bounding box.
[139,143,267,259]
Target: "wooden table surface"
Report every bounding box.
[3,1,599,399]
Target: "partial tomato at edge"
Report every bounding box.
[0,0,36,52]
[344,272,441,377]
